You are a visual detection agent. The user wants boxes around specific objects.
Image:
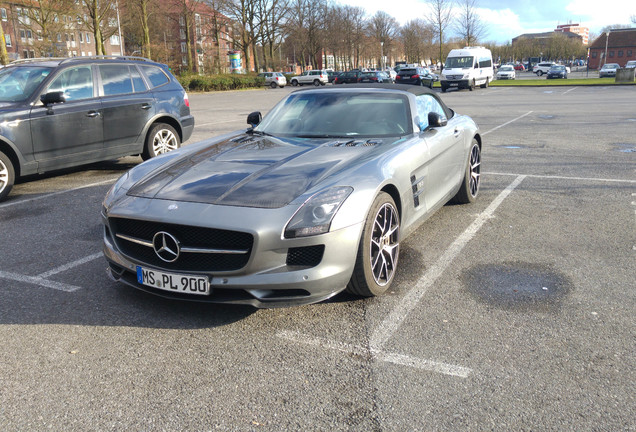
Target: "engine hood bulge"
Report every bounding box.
[127,134,381,208]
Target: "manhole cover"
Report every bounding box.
[463,262,572,312]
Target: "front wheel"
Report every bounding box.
[291,80,299,86]
[0,151,15,202]
[142,123,180,161]
[480,78,489,88]
[452,139,481,204]
[347,192,400,297]
[313,79,321,86]
[270,82,277,89]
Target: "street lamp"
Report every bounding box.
[603,30,610,67]
[380,41,384,70]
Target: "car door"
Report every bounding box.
[98,63,154,155]
[29,64,103,171]
[414,94,464,208]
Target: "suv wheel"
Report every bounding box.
[291,80,299,86]
[537,71,543,76]
[313,79,321,86]
[142,123,180,161]
[0,151,15,202]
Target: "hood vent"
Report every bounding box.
[329,139,381,147]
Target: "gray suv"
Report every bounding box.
[0,56,194,201]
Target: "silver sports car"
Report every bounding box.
[102,84,481,307]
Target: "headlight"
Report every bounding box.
[284,186,353,238]
[102,172,130,216]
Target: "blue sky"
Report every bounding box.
[347,0,634,44]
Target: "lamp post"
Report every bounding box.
[380,41,384,70]
[603,30,610,67]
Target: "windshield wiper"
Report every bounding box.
[295,134,347,138]
[248,129,274,137]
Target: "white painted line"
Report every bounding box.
[0,270,82,292]
[37,252,103,279]
[370,175,526,351]
[194,119,241,127]
[0,179,115,210]
[482,111,533,136]
[562,87,578,95]
[485,171,636,184]
[277,330,472,378]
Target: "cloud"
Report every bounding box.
[565,0,634,31]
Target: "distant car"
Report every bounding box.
[514,64,525,71]
[290,70,328,86]
[333,70,362,84]
[624,60,636,69]
[357,71,392,83]
[395,67,435,88]
[496,65,516,80]
[546,65,568,79]
[102,84,482,307]
[599,63,620,77]
[533,62,555,76]
[327,71,340,83]
[258,72,287,88]
[0,56,194,202]
[385,69,397,81]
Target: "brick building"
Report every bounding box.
[587,28,636,69]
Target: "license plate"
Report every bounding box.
[450,83,458,86]
[136,266,210,295]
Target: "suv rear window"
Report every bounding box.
[140,65,169,88]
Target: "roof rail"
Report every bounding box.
[10,57,66,65]
[59,55,154,64]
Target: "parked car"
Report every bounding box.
[333,70,363,84]
[513,64,525,71]
[290,70,328,86]
[625,60,636,69]
[102,84,482,308]
[546,65,568,79]
[357,71,393,83]
[385,69,397,81]
[533,62,555,76]
[395,67,435,88]
[258,72,287,88]
[496,65,516,80]
[599,63,620,77]
[0,56,194,202]
[327,71,340,83]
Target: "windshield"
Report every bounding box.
[255,91,411,138]
[551,66,565,71]
[445,56,474,69]
[0,66,52,102]
[603,64,619,69]
[500,66,514,71]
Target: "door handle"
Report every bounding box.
[86,111,100,118]
[454,128,461,137]
[141,103,152,110]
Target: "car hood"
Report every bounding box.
[127,134,387,208]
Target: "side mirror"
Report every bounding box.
[428,112,447,128]
[247,111,262,127]
[40,91,66,106]
[474,63,478,69]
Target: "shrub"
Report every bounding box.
[178,73,265,92]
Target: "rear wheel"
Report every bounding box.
[347,192,400,297]
[313,79,321,86]
[480,78,489,88]
[452,138,481,204]
[0,151,15,202]
[270,81,277,89]
[142,123,180,161]
[537,71,543,76]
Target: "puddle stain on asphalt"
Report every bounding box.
[462,262,573,312]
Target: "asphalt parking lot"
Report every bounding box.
[1,84,634,431]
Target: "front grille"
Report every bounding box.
[286,245,325,268]
[109,217,253,272]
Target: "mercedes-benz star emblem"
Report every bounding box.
[152,231,180,262]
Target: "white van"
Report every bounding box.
[440,47,494,92]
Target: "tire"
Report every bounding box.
[480,78,489,88]
[313,79,321,86]
[346,192,400,297]
[142,123,180,161]
[468,79,475,91]
[270,82,277,89]
[441,85,447,93]
[452,138,481,204]
[537,71,543,76]
[0,151,15,202]
[291,80,298,86]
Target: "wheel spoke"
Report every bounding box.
[369,202,400,286]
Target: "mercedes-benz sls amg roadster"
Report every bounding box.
[102,84,482,308]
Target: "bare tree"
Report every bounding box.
[124,0,156,58]
[286,0,327,69]
[401,19,435,65]
[367,11,399,69]
[454,0,486,46]
[222,0,259,72]
[424,0,454,68]
[81,0,120,55]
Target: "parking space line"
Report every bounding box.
[562,87,578,95]
[485,171,636,184]
[0,270,82,292]
[37,252,103,279]
[0,179,115,210]
[370,175,526,351]
[277,330,472,378]
[482,111,533,136]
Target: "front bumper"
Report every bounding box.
[102,199,364,308]
[441,79,470,88]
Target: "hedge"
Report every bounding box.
[178,74,265,92]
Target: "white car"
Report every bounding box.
[258,72,287,88]
[496,65,516,80]
[625,60,636,69]
[290,70,328,86]
[599,63,620,77]
[533,62,555,76]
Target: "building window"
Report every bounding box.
[20,29,26,41]
[86,33,91,43]
[37,30,43,41]
[1,8,7,21]
[591,52,597,58]
[110,35,120,45]
[181,42,186,53]
[609,51,614,58]
[79,33,83,43]
[182,55,187,65]
[179,16,185,26]
[180,28,186,39]
[628,50,632,56]
[26,30,32,39]
[4,34,11,47]
[618,50,623,57]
